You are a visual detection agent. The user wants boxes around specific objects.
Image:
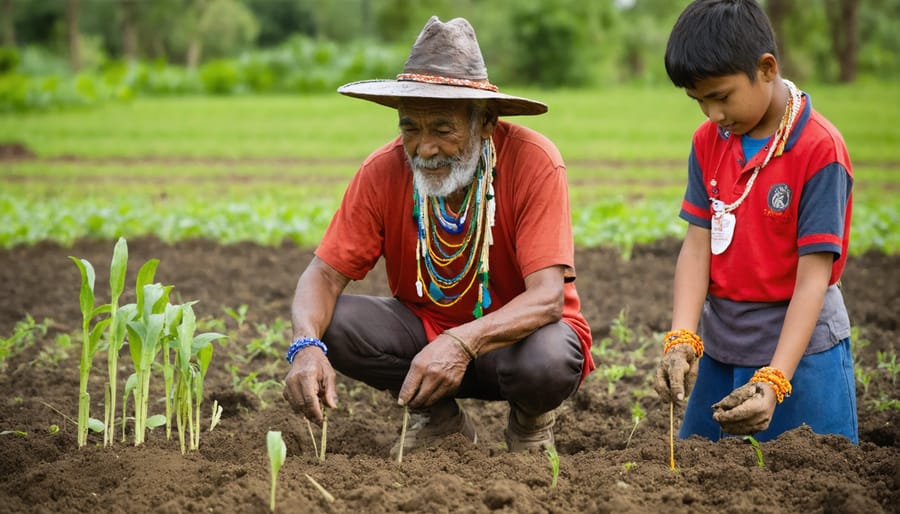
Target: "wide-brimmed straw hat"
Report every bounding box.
[338,16,547,116]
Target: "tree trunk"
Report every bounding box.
[766,0,790,71]
[187,39,202,69]
[66,0,80,72]
[1,0,14,47]
[186,0,208,69]
[120,0,138,61]
[825,0,860,83]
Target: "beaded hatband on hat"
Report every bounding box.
[337,16,547,116]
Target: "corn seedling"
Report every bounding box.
[545,446,560,488]
[396,406,409,465]
[161,302,184,441]
[172,304,224,453]
[102,237,129,446]
[305,474,335,503]
[267,431,286,512]
[625,401,645,449]
[126,280,171,445]
[69,255,112,447]
[743,436,765,467]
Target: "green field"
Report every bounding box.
[1,84,898,255]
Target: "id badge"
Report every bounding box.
[710,212,735,255]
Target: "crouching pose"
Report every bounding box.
[282,16,594,456]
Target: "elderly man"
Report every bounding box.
[282,16,594,456]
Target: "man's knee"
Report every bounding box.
[500,323,583,414]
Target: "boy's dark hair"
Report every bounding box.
[665,0,778,89]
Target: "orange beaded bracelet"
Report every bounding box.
[750,366,792,403]
[663,329,704,358]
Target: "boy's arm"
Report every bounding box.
[654,224,710,403]
[712,252,833,434]
[769,252,834,378]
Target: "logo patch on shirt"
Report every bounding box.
[767,183,792,212]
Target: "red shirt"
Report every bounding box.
[316,120,594,379]
[680,94,854,301]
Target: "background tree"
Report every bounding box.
[2,0,14,47]
[66,0,80,72]
[824,0,860,82]
[119,0,138,61]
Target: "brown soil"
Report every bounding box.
[0,237,897,514]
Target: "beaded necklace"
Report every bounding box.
[710,79,802,214]
[413,139,496,318]
[709,79,802,255]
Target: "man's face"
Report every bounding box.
[685,69,774,138]
[398,99,484,198]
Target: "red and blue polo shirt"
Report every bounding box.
[680,93,854,303]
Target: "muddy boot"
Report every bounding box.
[504,404,555,452]
[390,398,477,459]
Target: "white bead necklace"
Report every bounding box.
[711,79,803,216]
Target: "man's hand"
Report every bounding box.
[282,347,338,424]
[654,344,700,403]
[711,382,777,435]
[397,334,470,409]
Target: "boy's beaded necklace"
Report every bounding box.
[413,139,496,318]
[708,79,802,255]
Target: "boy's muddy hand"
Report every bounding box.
[711,382,777,435]
[654,344,700,403]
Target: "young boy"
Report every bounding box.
[653,0,857,443]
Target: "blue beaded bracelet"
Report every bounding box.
[286,337,328,364]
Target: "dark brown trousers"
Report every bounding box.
[323,295,584,415]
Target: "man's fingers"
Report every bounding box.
[322,371,339,409]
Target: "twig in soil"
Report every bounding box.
[305,473,335,503]
[306,418,319,458]
[669,402,676,471]
[396,406,409,465]
[39,400,77,426]
[319,409,328,463]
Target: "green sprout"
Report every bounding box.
[267,431,286,512]
[224,304,249,330]
[625,400,645,449]
[545,446,560,488]
[69,255,111,448]
[126,278,170,445]
[103,237,129,447]
[743,435,765,467]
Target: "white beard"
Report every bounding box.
[410,137,482,198]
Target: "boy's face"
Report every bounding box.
[684,64,778,138]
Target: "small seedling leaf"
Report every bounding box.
[88,417,106,433]
[69,257,96,318]
[146,414,167,429]
[109,237,128,302]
